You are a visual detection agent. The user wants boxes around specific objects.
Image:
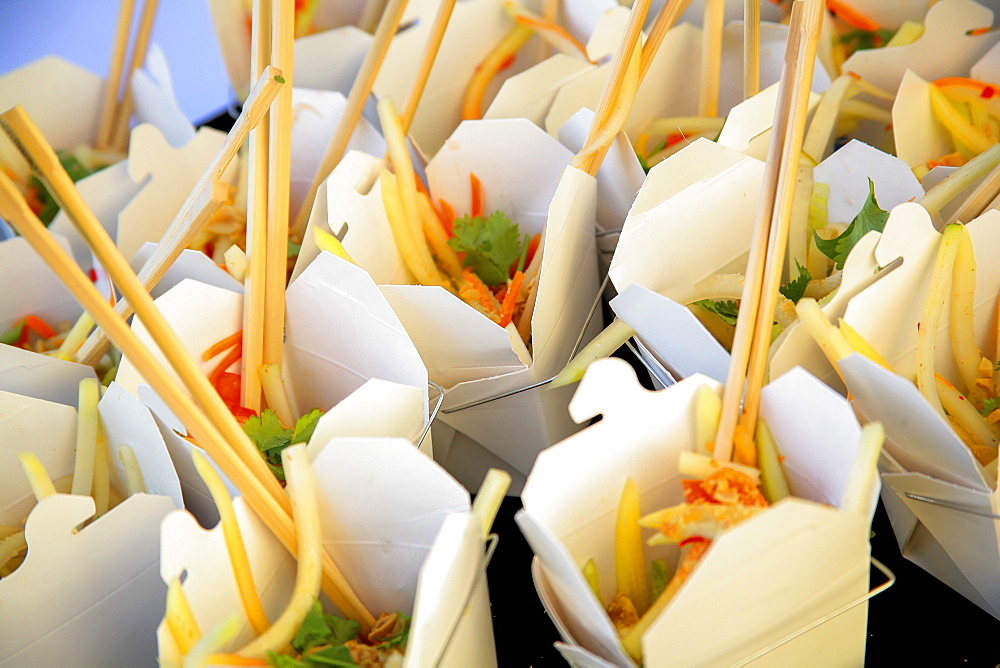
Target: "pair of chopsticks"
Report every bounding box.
[95,0,162,153]
[712,0,824,464]
[0,107,375,633]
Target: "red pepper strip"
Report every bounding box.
[826,0,879,32]
[933,76,999,99]
[208,341,243,388]
[203,330,243,361]
[499,271,524,328]
[470,172,483,218]
[679,535,711,548]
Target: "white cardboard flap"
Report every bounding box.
[840,353,989,491]
[294,26,373,95]
[0,235,81,332]
[0,344,97,408]
[0,493,174,667]
[130,243,244,297]
[131,44,196,149]
[842,0,999,95]
[892,70,953,171]
[0,389,77,527]
[610,284,730,384]
[716,83,820,160]
[311,437,470,617]
[404,512,497,668]
[284,252,428,418]
[157,497,297,662]
[484,53,595,127]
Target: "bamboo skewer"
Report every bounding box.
[712,0,823,464]
[0,107,374,629]
[744,0,761,99]
[398,0,458,134]
[96,0,138,150]
[261,0,295,422]
[109,0,162,153]
[639,0,696,81]
[242,0,274,412]
[950,159,1000,224]
[699,0,724,118]
[76,68,284,367]
[290,0,410,239]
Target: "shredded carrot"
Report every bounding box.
[208,341,243,388]
[733,423,757,468]
[203,330,244,361]
[934,76,999,99]
[967,26,993,36]
[470,173,484,218]
[206,655,268,666]
[499,271,524,328]
[460,268,502,322]
[21,315,56,342]
[437,198,456,236]
[826,0,879,32]
[524,233,541,268]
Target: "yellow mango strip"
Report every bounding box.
[234,445,322,658]
[694,384,722,456]
[71,377,100,497]
[755,418,791,504]
[118,444,146,495]
[0,531,27,576]
[19,452,56,501]
[224,245,248,283]
[839,422,885,515]
[840,99,892,124]
[935,375,999,457]
[919,143,1000,218]
[886,20,924,47]
[416,192,464,281]
[312,226,356,265]
[192,449,270,636]
[838,319,892,370]
[615,478,649,616]
[471,468,512,539]
[795,298,854,383]
[259,363,295,429]
[582,558,602,603]
[950,224,985,402]
[165,575,203,656]
[92,420,111,516]
[462,24,535,121]
[929,83,995,157]
[916,224,962,417]
[550,318,636,387]
[380,169,451,289]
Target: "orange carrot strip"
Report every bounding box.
[208,341,243,388]
[437,198,456,236]
[499,270,524,328]
[460,268,502,322]
[203,330,244,361]
[826,0,879,32]
[22,315,57,340]
[470,172,483,218]
[934,76,998,99]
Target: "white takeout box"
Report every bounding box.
[518,357,878,666]
[158,436,496,667]
[298,118,601,493]
[0,382,183,667]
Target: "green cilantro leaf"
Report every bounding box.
[778,260,812,304]
[275,74,287,83]
[814,178,888,270]
[269,601,363,667]
[979,397,1000,417]
[293,602,336,653]
[323,614,361,647]
[650,558,669,600]
[839,28,896,52]
[292,409,323,444]
[28,151,108,225]
[447,211,522,286]
[376,614,411,650]
[693,299,740,326]
[267,653,312,668]
[300,646,357,666]
[288,239,302,258]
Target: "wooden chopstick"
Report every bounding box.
[109,0,163,153]
[398,0,458,134]
[96,0,138,150]
[0,105,376,630]
[744,0,761,99]
[712,0,823,464]
[640,0,695,81]
[699,0,724,118]
[289,0,410,239]
[76,67,285,367]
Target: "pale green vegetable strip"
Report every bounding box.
[259,363,296,429]
[18,452,56,500]
[694,384,721,456]
[582,558,601,603]
[92,421,110,516]
[839,422,885,516]
[840,99,892,124]
[916,225,962,417]
[185,615,241,668]
[755,418,791,504]
[72,377,100,496]
[224,244,248,283]
[886,21,924,47]
[0,531,27,575]
[54,312,94,361]
[472,468,511,539]
[615,478,649,615]
[928,84,995,157]
[551,318,635,388]
[795,298,854,376]
[787,158,815,278]
[936,375,999,451]
[165,575,202,656]
[918,141,1000,218]
[118,444,146,495]
[950,224,984,402]
[235,444,322,658]
[192,449,270,636]
[802,74,856,163]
